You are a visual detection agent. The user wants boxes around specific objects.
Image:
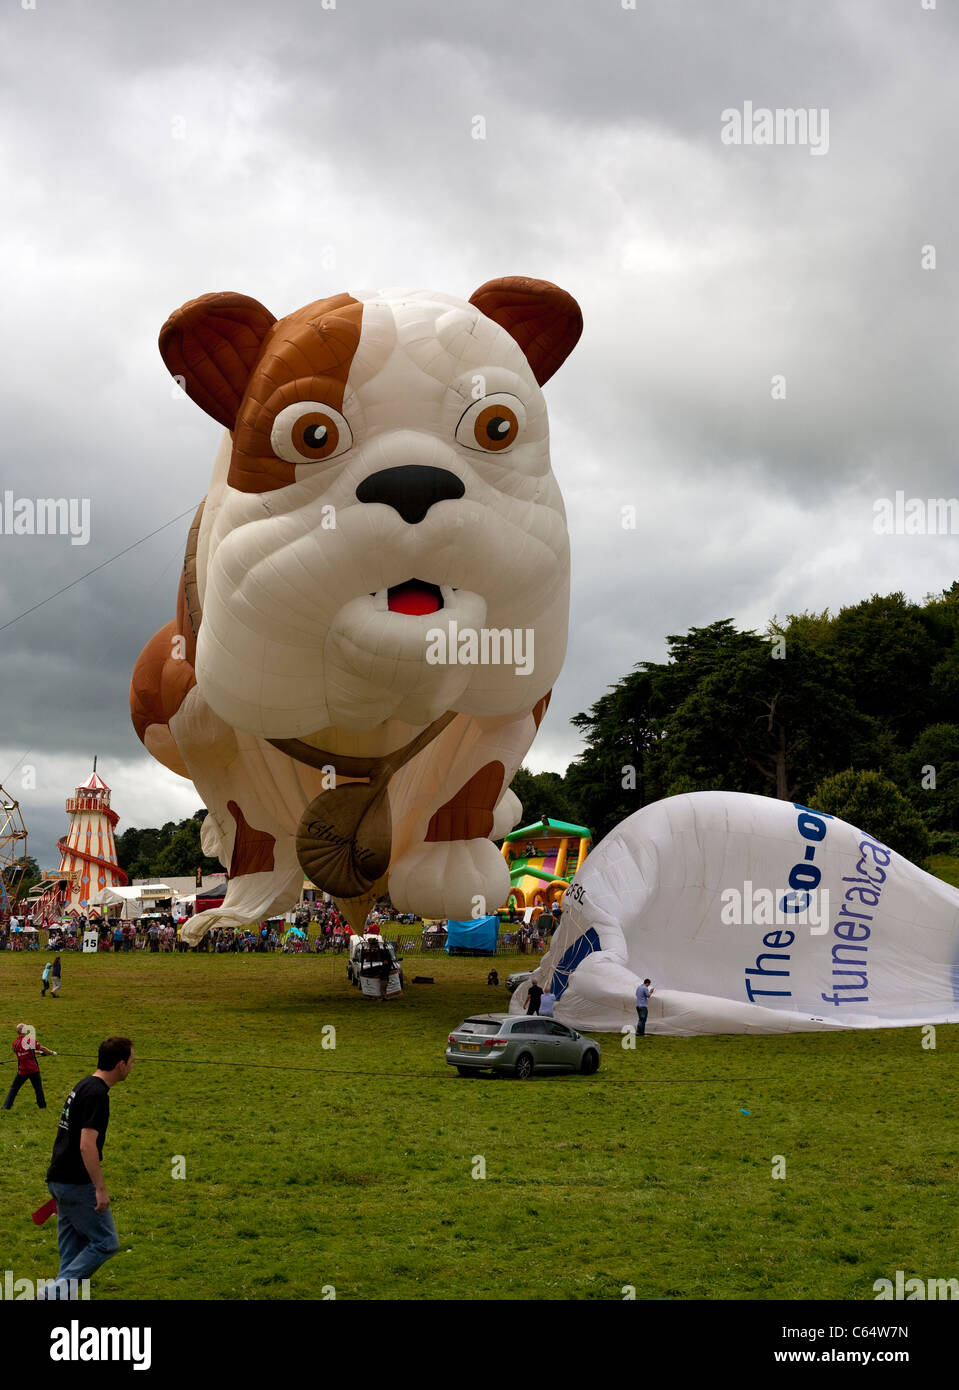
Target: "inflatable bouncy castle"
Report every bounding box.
[500,816,591,911]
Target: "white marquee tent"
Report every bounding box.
[87,884,175,913]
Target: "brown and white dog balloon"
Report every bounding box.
[130,279,582,941]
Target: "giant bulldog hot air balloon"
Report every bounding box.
[512,792,959,1035]
[130,279,581,941]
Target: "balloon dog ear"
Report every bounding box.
[159,291,277,428]
[469,276,583,385]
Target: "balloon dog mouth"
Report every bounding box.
[372,580,452,616]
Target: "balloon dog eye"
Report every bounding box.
[455,394,526,454]
[271,402,354,464]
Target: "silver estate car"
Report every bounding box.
[446,1013,601,1079]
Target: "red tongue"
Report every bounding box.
[387,581,442,616]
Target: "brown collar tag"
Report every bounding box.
[284,710,457,899]
[295,774,393,901]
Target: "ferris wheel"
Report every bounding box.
[0,784,29,914]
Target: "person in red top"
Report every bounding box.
[2,1023,56,1109]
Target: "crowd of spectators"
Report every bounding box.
[1,896,561,954]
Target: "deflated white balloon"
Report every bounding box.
[512,791,959,1036]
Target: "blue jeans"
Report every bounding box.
[39,1182,120,1298]
[636,1006,648,1036]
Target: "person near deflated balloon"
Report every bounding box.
[635,978,654,1037]
[526,980,544,1016]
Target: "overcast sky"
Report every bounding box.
[2,0,958,870]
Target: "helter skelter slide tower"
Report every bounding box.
[57,759,128,911]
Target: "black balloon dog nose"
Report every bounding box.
[356,465,465,524]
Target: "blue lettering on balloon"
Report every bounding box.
[550,927,602,1000]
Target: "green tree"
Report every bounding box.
[658,632,876,801]
[154,818,210,877]
[507,767,580,831]
[809,769,931,864]
[559,587,959,849]
[116,813,221,879]
[565,669,664,843]
[768,609,833,652]
[825,593,939,745]
[901,724,959,831]
[116,825,162,879]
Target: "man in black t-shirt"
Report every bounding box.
[38,1036,134,1300]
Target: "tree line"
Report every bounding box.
[116,810,222,882]
[525,585,959,864]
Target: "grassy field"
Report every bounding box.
[928,854,959,889]
[1,949,957,1301]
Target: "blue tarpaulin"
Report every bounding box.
[445,915,500,954]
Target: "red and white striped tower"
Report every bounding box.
[57,759,128,911]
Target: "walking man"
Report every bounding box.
[2,1023,55,1109]
[526,980,544,1015]
[635,978,654,1037]
[51,955,62,998]
[39,1036,135,1300]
